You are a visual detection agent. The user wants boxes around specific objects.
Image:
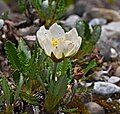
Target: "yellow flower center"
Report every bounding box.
[52,38,58,47]
[52,38,65,47]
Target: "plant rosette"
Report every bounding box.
[36,23,82,62]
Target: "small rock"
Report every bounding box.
[108,76,120,84]
[110,48,118,59]
[97,22,120,60]
[97,41,111,61]
[0,19,4,29]
[18,25,39,36]
[116,99,120,104]
[85,102,105,114]
[74,1,88,17]
[115,66,120,77]
[89,18,107,26]
[84,8,120,21]
[61,15,81,28]
[94,82,120,95]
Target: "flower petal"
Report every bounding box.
[50,23,65,39]
[61,41,76,57]
[52,42,65,59]
[65,28,79,43]
[36,25,52,48]
[66,28,82,50]
[42,38,54,56]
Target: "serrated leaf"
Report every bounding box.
[1,76,10,102]
[13,70,20,83]
[76,20,90,40]
[14,73,24,100]
[5,41,21,70]
[91,25,101,44]
[44,75,67,112]
[18,38,31,65]
[76,20,85,38]
[21,92,39,105]
[37,76,46,96]
[57,0,65,19]
[83,59,97,74]
[54,75,67,98]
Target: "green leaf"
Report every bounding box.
[14,73,24,100]
[57,0,65,19]
[5,41,21,70]
[13,70,21,83]
[76,20,91,40]
[18,38,31,65]
[58,59,72,78]
[31,0,42,10]
[37,76,46,96]
[76,20,85,38]
[1,76,10,102]
[83,59,97,74]
[20,92,39,105]
[18,0,26,12]
[91,25,101,44]
[44,75,67,113]
[54,75,67,98]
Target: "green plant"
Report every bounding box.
[18,0,65,27]
[1,20,101,113]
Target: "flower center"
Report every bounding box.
[52,38,58,47]
[52,38,65,47]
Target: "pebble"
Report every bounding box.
[108,76,120,84]
[115,66,120,77]
[93,81,120,95]
[61,15,81,28]
[0,19,4,29]
[89,18,107,26]
[110,48,118,59]
[85,102,105,114]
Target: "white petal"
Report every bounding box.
[50,23,65,39]
[61,41,76,57]
[66,28,82,49]
[65,28,79,43]
[42,39,54,56]
[36,25,52,48]
[52,42,65,59]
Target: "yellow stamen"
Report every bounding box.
[52,37,65,47]
[52,38,58,47]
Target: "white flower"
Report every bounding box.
[36,23,82,62]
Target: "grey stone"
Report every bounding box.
[97,41,111,61]
[85,102,105,114]
[93,82,120,95]
[115,66,120,77]
[84,8,120,21]
[97,22,120,61]
[0,19,4,29]
[61,15,81,28]
[89,18,107,27]
[108,76,120,84]
[0,0,11,14]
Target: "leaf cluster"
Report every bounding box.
[76,20,101,57]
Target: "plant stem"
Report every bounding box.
[52,62,58,81]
